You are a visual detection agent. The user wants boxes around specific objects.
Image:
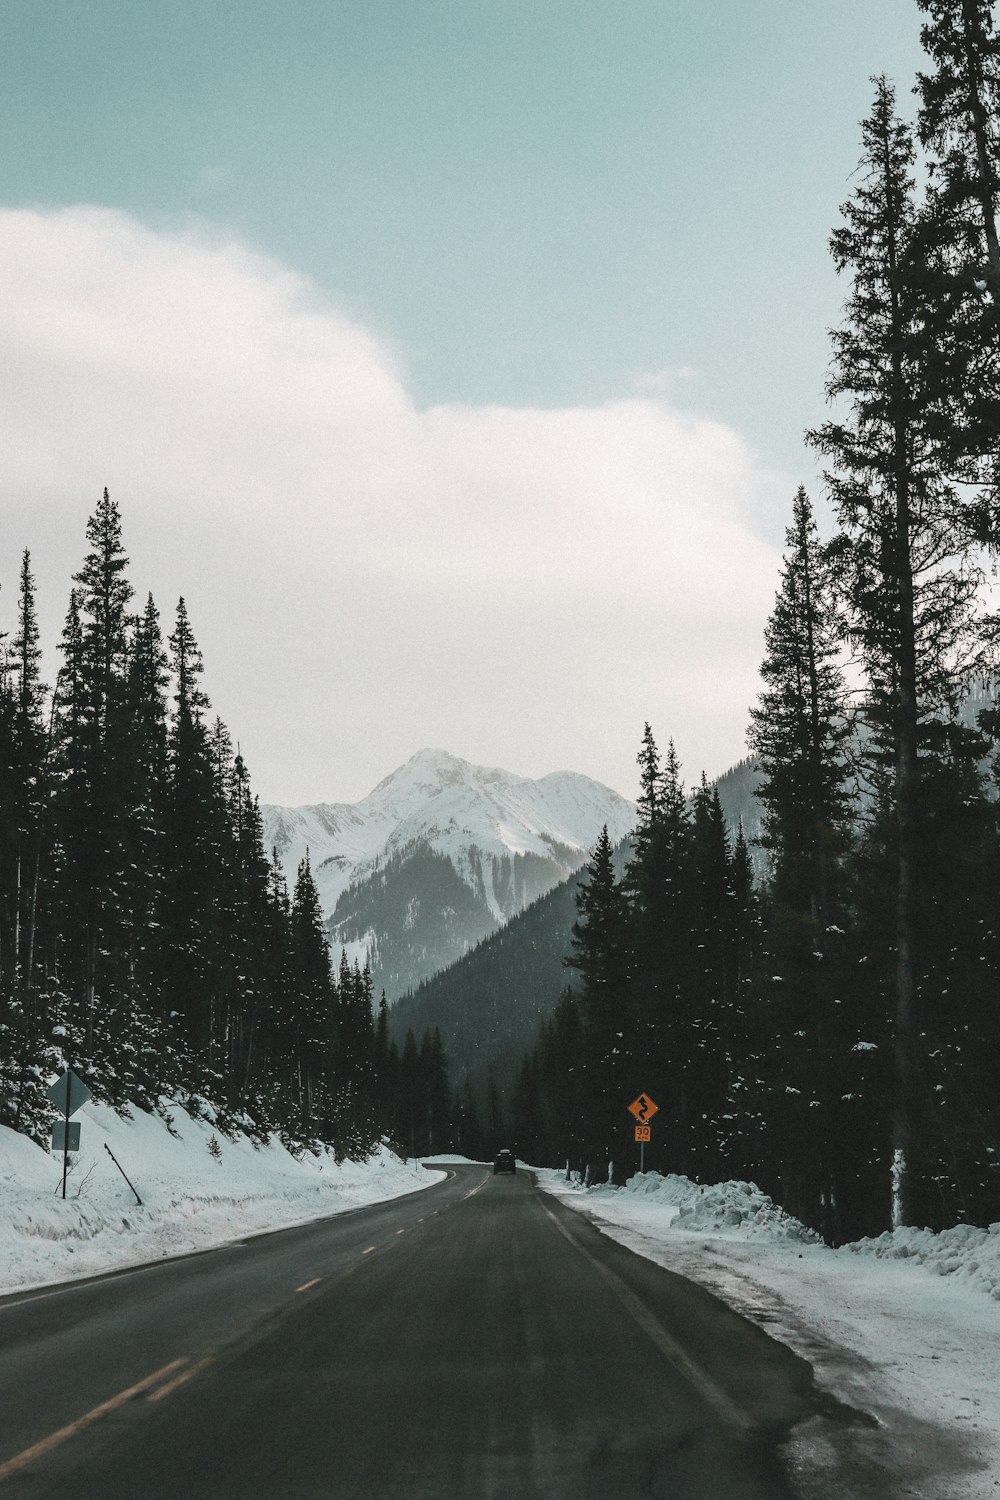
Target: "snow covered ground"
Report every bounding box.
[0,1099,442,1296]
[537,1168,1000,1499]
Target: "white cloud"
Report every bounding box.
[0,205,786,804]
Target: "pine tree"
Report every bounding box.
[51,492,135,1060]
[156,598,228,1061]
[749,488,852,937]
[626,734,696,1169]
[535,990,586,1168]
[0,587,14,987]
[686,777,734,1178]
[420,1028,451,1156]
[565,824,629,1169]
[5,552,47,985]
[226,766,273,1106]
[917,0,1000,288]
[121,594,169,1017]
[397,1028,421,1159]
[745,488,861,1228]
[372,989,391,1131]
[288,855,332,1134]
[622,732,690,1046]
[809,77,997,1227]
[48,591,88,988]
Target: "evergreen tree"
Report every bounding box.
[419,1027,451,1156]
[4,552,47,985]
[121,594,169,1016]
[917,0,1000,289]
[225,767,274,1105]
[685,777,734,1179]
[79,490,134,1026]
[534,990,586,1169]
[565,824,629,1171]
[808,76,996,1227]
[749,488,852,935]
[48,591,88,990]
[397,1028,421,1159]
[156,597,229,1062]
[452,1073,484,1160]
[288,855,332,1134]
[44,492,137,1064]
[509,1049,544,1162]
[0,591,13,985]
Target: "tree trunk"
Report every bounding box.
[959,0,1000,284]
[891,391,920,1231]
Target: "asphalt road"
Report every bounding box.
[0,1165,839,1498]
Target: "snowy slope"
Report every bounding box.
[0,1100,441,1294]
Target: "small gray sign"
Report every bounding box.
[46,1069,92,1117]
[51,1120,81,1152]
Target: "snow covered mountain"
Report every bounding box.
[260,749,635,1000]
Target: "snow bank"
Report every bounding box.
[0,1099,441,1296]
[539,1168,1000,1498]
[619,1169,823,1241]
[845,1219,1000,1300]
[618,1169,1000,1300]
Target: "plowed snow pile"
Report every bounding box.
[624,1170,824,1241]
[0,1098,440,1295]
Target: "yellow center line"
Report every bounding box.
[296,1277,321,1292]
[146,1356,215,1404]
[396,1229,405,1236]
[0,1358,188,1482]
[362,1246,376,1255]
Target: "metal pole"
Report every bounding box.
[61,1061,71,1200]
[640,1138,645,1174]
[103,1144,142,1206]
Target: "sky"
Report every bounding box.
[0,1,929,806]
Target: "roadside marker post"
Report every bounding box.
[104,1143,143,1206]
[46,1066,92,1200]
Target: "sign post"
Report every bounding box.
[627,1093,660,1174]
[46,1067,92,1200]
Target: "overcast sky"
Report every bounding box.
[0,1,927,805]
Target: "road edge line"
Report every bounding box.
[539,1198,751,1432]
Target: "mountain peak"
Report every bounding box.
[369,748,512,801]
[261,749,635,999]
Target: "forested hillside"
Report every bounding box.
[0,492,445,1158]
[389,838,632,1108]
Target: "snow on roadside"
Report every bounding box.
[0,1099,442,1297]
[537,1168,1000,1499]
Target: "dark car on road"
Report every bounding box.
[493,1148,516,1174]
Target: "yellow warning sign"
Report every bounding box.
[628,1093,659,1124]
[634,1125,651,1143]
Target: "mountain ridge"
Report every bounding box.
[261,748,635,998]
